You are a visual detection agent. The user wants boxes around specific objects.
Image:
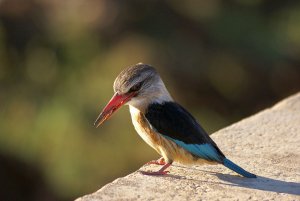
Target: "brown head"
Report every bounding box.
[94,63,172,127]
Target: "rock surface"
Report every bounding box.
[77,93,300,201]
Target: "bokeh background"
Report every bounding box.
[0,0,300,200]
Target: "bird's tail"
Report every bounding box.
[223,158,256,178]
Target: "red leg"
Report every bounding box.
[140,163,172,175]
[146,157,166,165]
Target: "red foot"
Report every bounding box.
[140,170,169,175]
[146,157,166,165]
[140,163,171,176]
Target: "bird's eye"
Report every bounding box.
[129,82,143,92]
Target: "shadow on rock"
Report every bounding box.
[216,173,300,195]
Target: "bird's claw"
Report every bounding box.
[141,162,172,176]
[145,158,166,165]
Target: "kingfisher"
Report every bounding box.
[94,63,256,178]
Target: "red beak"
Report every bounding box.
[94,92,135,127]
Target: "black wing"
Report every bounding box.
[145,102,225,161]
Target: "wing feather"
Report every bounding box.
[145,102,225,162]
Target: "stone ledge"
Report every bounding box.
[77,92,300,201]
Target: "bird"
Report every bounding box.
[94,63,256,178]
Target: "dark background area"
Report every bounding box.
[0,0,300,200]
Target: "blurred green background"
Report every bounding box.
[0,0,300,200]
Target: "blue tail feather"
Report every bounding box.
[223,158,256,178]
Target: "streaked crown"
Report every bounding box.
[113,63,158,94]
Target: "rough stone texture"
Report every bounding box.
[77,93,300,201]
